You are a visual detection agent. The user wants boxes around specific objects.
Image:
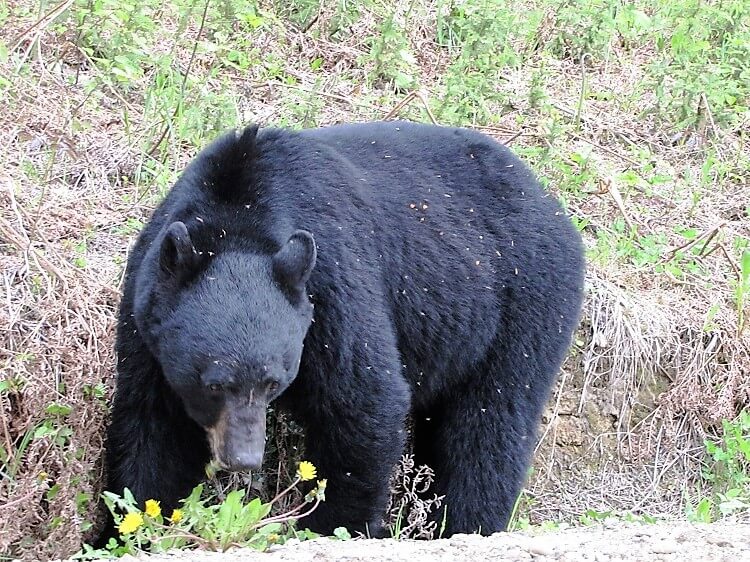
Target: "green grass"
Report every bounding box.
[686,411,750,523]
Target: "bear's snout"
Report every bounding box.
[205,402,267,472]
[222,449,264,472]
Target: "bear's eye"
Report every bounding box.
[207,383,223,393]
[268,381,280,393]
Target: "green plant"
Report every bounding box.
[77,461,326,558]
[648,0,750,130]
[390,502,406,539]
[274,0,364,40]
[333,526,352,540]
[365,5,419,91]
[549,0,617,60]
[579,509,657,526]
[274,0,320,29]
[435,0,537,123]
[685,495,713,523]
[549,0,653,61]
[692,411,750,521]
[736,249,750,335]
[507,489,530,531]
[74,0,162,88]
[438,505,448,538]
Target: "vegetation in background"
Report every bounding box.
[0,0,748,559]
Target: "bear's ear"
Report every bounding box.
[272,230,316,290]
[159,221,196,277]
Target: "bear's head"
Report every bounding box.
[134,220,316,472]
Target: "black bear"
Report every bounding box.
[100,120,585,542]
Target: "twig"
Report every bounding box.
[266,81,378,110]
[0,490,41,510]
[697,228,722,257]
[570,131,642,167]
[383,91,438,124]
[10,0,74,52]
[469,124,517,134]
[602,178,636,232]
[0,216,69,290]
[551,101,649,150]
[665,222,725,261]
[575,53,590,131]
[254,497,322,529]
[700,93,722,150]
[717,243,741,278]
[501,129,525,146]
[383,91,417,120]
[268,476,302,506]
[301,13,320,33]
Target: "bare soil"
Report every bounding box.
[100,520,750,562]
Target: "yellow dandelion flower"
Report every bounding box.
[118,512,144,534]
[297,461,317,481]
[144,499,161,518]
[168,509,184,524]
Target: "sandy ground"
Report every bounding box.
[111,520,750,562]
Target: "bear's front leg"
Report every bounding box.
[96,331,210,547]
[290,343,411,538]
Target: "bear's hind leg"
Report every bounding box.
[412,373,537,537]
[413,332,572,537]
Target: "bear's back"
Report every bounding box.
[249,122,583,389]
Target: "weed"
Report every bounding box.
[78,462,326,558]
[391,502,405,539]
[508,488,532,532]
[685,495,713,524]
[385,454,444,539]
[579,509,657,526]
[435,0,535,123]
[364,5,419,91]
[689,411,750,521]
[648,0,750,131]
[276,0,363,40]
[736,250,750,335]
[333,526,351,540]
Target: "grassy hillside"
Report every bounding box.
[0,0,748,559]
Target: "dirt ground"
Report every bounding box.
[89,520,750,562]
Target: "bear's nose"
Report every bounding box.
[224,451,263,472]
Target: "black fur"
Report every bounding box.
[98,121,585,544]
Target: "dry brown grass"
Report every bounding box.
[529,269,750,523]
[0,53,148,558]
[1,0,749,559]
[522,54,750,517]
[386,454,445,540]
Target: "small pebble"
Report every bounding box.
[651,540,679,554]
[527,538,555,556]
[706,536,733,547]
[503,547,523,558]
